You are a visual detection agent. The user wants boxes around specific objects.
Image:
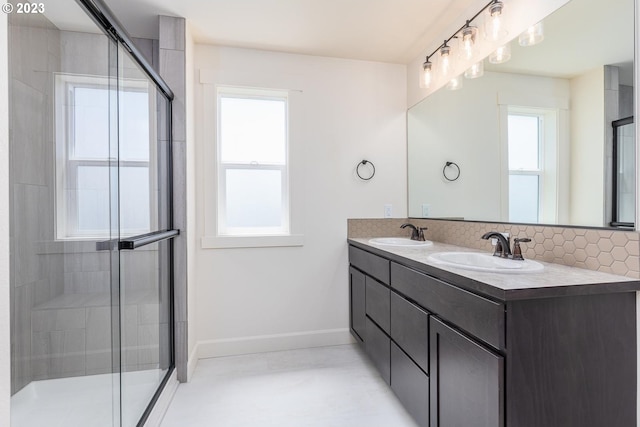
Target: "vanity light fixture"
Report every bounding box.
[489,43,511,64]
[465,60,484,79]
[446,75,464,91]
[417,0,509,91]
[486,0,507,41]
[420,57,433,88]
[519,21,544,46]
[440,42,453,76]
[460,22,478,60]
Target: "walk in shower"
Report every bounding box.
[8,1,176,426]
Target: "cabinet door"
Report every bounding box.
[390,291,429,373]
[350,267,366,342]
[391,342,429,427]
[366,317,390,384]
[430,317,504,427]
[365,276,390,334]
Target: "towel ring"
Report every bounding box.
[356,160,376,181]
[443,161,460,182]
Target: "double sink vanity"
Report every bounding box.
[348,233,640,427]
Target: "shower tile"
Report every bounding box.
[50,329,86,377]
[32,308,85,332]
[86,307,112,374]
[138,324,160,365]
[159,16,185,51]
[11,283,33,392]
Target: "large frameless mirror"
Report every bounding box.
[408,0,635,229]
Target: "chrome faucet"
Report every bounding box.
[401,223,428,241]
[481,232,512,258]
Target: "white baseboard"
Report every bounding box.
[187,344,199,382]
[143,369,179,427]
[197,328,356,359]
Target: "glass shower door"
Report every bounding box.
[116,44,175,427]
[8,6,121,427]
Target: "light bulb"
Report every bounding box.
[489,43,511,64]
[420,59,433,89]
[460,24,477,60]
[446,75,463,91]
[485,0,507,41]
[465,60,484,79]
[440,44,452,76]
[519,21,544,46]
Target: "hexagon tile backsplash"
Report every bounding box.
[347,219,640,279]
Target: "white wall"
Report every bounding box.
[0,10,10,427]
[408,71,570,222]
[570,67,606,226]
[193,46,407,357]
[184,23,198,379]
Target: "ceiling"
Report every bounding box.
[98,0,478,64]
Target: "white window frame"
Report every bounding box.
[507,110,545,222]
[54,73,155,240]
[215,87,291,237]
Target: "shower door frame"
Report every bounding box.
[74,0,178,426]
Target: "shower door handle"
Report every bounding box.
[95,229,179,251]
[118,229,180,250]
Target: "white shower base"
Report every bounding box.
[11,369,167,427]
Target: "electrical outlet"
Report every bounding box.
[384,204,393,218]
[422,204,431,217]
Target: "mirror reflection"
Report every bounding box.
[408,0,635,228]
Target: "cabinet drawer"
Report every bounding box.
[349,246,390,285]
[365,317,390,385]
[391,262,505,350]
[391,291,429,373]
[391,342,429,427]
[366,276,390,334]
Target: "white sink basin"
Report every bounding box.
[369,237,433,247]
[428,252,544,273]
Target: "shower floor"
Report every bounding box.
[11,369,167,427]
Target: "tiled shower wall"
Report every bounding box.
[347,218,640,279]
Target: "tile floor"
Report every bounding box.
[160,344,419,427]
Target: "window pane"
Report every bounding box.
[120,166,151,233]
[120,89,150,161]
[73,87,109,159]
[509,174,539,223]
[508,115,539,170]
[220,96,286,164]
[225,169,282,229]
[77,166,110,232]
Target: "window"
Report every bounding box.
[216,87,289,236]
[507,112,543,223]
[55,74,153,239]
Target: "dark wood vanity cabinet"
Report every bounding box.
[348,241,638,427]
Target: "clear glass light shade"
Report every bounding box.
[446,75,463,91]
[420,60,433,89]
[465,60,484,79]
[489,43,511,64]
[440,44,454,77]
[484,1,507,41]
[459,25,478,60]
[519,21,544,46]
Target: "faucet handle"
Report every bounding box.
[512,238,531,261]
[417,227,428,242]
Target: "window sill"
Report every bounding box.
[201,234,304,249]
